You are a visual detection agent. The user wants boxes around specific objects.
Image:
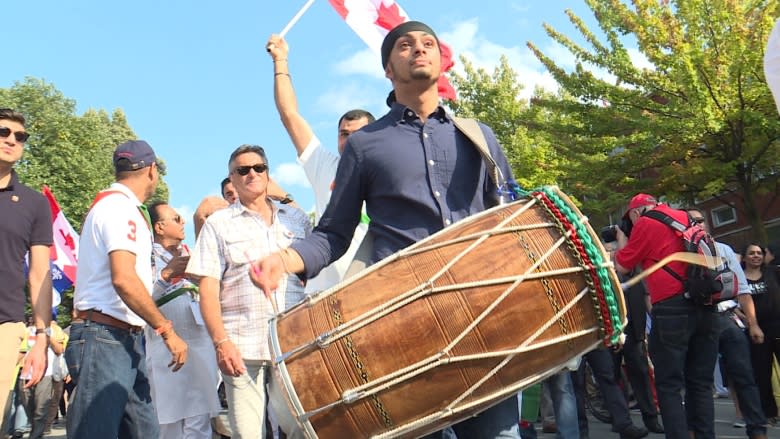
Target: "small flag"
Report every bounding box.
[42,186,79,303]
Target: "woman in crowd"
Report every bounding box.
[741,243,780,424]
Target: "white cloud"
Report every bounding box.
[441,18,561,100]
[320,16,651,107]
[333,48,385,79]
[314,82,386,119]
[272,162,310,188]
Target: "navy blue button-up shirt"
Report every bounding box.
[292,103,514,280]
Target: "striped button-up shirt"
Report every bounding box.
[186,201,310,360]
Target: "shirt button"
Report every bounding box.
[406,110,414,118]
[434,191,441,197]
[428,160,434,166]
[423,133,428,139]
[445,219,452,226]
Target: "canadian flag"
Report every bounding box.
[42,186,79,292]
[328,0,456,100]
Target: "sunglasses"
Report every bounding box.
[0,126,30,143]
[691,217,705,225]
[233,164,268,176]
[157,215,183,224]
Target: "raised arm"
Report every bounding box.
[267,34,314,157]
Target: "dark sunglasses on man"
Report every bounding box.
[157,215,183,224]
[0,126,30,143]
[233,164,268,176]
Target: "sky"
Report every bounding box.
[3,0,612,244]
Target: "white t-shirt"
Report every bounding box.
[74,183,154,327]
[298,135,368,292]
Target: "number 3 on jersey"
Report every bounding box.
[127,220,137,241]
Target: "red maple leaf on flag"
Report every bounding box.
[328,0,349,19]
[375,2,405,31]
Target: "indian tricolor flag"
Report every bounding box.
[328,0,457,100]
[42,186,79,307]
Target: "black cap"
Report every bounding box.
[113,140,157,172]
[380,21,439,69]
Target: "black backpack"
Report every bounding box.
[643,209,738,305]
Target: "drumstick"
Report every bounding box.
[620,252,722,289]
[266,0,316,52]
[246,251,280,315]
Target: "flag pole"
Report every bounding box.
[280,0,316,38]
[267,0,317,52]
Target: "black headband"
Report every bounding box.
[380,21,439,68]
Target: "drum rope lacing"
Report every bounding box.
[285,188,621,432]
[526,187,623,344]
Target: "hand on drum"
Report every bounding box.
[216,340,246,377]
[249,253,284,299]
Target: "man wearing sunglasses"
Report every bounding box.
[146,202,219,439]
[0,108,53,430]
[186,144,311,439]
[267,34,375,293]
[66,140,188,439]
[685,207,767,439]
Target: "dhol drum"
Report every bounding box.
[269,186,625,438]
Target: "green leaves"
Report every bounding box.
[526,0,780,240]
[0,77,169,225]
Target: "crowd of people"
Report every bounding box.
[2,17,780,439]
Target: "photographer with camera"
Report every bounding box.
[614,194,719,439]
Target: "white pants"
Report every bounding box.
[222,362,267,439]
[159,413,212,439]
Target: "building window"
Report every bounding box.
[711,206,737,228]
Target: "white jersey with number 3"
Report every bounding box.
[74,182,153,327]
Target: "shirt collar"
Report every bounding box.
[0,170,20,192]
[108,182,143,206]
[229,197,279,219]
[389,102,450,124]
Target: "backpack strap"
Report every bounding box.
[640,208,688,282]
[642,209,688,233]
[451,116,503,188]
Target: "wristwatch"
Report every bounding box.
[280,193,294,205]
[35,327,52,337]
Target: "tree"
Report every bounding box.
[527,0,780,241]
[2,77,170,324]
[448,56,566,190]
[0,77,169,225]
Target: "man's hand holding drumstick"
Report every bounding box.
[249,248,305,301]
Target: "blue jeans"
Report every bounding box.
[64,321,158,439]
[717,312,767,437]
[547,371,579,439]
[649,295,718,439]
[422,396,521,439]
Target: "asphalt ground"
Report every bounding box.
[41,396,780,438]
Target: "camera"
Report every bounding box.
[600,218,633,243]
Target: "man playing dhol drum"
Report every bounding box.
[251,20,520,439]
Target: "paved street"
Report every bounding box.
[40,397,780,438]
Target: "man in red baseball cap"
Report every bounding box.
[622,193,657,219]
[614,193,719,439]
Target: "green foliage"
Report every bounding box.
[0,77,170,225]
[526,0,780,238]
[2,77,171,321]
[447,57,566,190]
